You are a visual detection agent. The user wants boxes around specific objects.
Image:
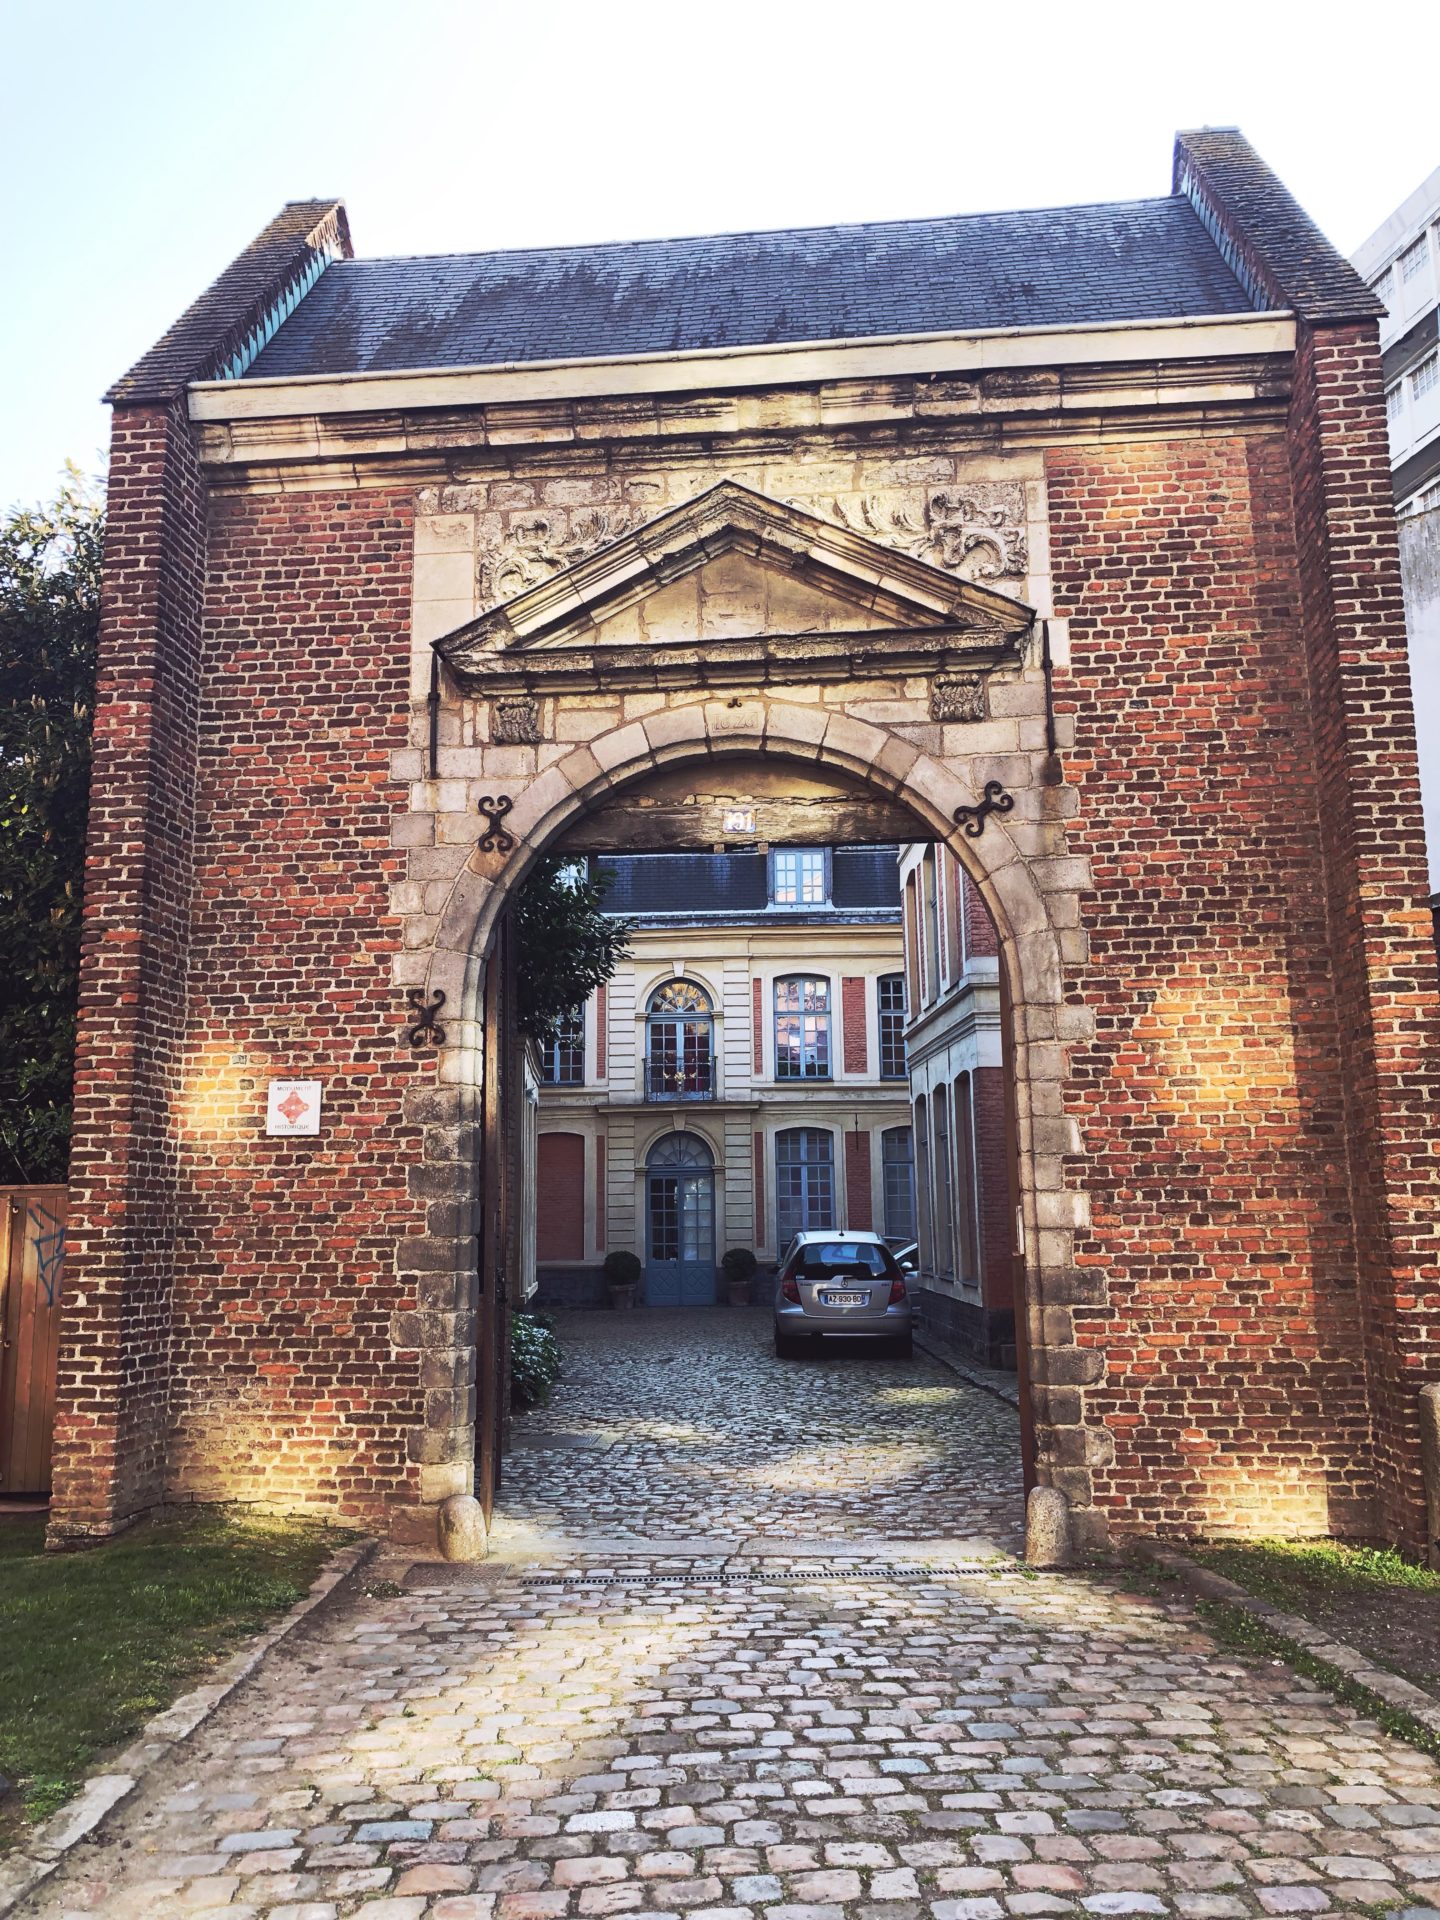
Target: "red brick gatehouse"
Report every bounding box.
[51,130,1440,1554]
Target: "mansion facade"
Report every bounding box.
[534,847,916,1303]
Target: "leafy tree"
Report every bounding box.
[511,857,632,1043]
[0,470,103,1184]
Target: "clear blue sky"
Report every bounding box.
[2,0,1436,513]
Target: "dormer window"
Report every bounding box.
[772,848,828,907]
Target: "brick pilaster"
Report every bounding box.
[48,400,206,1542]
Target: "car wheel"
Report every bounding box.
[774,1332,799,1359]
[890,1333,914,1360]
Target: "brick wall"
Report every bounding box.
[1048,428,1377,1538]
[1284,321,1440,1546]
[49,400,207,1542]
[159,484,424,1528]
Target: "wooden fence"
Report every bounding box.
[0,1186,66,1497]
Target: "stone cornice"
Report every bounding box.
[442,622,1024,698]
[192,358,1295,491]
[190,310,1294,423]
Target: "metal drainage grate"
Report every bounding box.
[404,1562,1013,1590]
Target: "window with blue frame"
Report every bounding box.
[774,976,831,1079]
[541,1009,585,1086]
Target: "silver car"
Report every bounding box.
[773,1229,913,1359]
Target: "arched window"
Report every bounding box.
[774,976,831,1079]
[877,973,907,1079]
[646,979,714,1100]
[775,1128,835,1245]
[881,1126,916,1242]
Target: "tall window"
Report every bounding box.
[922,851,940,1000]
[878,973,907,1079]
[774,976,831,1078]
[932,1087,954,1278]
[646,980,714,1099]
[541,1009,584,1086]
[772,849,828,907]
[882,1127,916,1242]
[776,1128,835,1244]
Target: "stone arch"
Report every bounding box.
[403,703,1101,1545]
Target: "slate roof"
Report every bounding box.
[243,195,1260,380]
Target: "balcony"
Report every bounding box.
[645,1059,715,1102]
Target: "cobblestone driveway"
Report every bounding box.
[23,1312,1440,1919]
[492,1310,1023,1555]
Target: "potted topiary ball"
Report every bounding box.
[603,1248,641,1310]
[721,1246,758,1308]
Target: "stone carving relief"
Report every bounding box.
[491,695,542,745]
[480,508,642,606]
[930,673,988,723]
[824,484,1028,583]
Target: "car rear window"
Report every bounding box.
[796,1242,895,1276]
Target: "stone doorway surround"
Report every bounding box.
[391,481,1102,1546]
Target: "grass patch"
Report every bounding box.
[1188,1537,1440,1607]
[0,1506,347,1842]
[1193,1594,1440,1764]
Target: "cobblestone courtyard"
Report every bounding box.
[23,1313,1440,1918]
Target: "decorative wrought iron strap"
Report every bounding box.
[407,988,447,1048]
[476,794,515,853]
[954,780,1015,837]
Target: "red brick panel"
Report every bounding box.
[972,1068,1013,1315]
[752,978,763,1077]
[844,1132,873,1232]
[594,986,607,1079]
[962,870,997,958]
[537,1134,586,1262]
[841,976,868,1075]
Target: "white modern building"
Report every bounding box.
[1353,167,1440,890]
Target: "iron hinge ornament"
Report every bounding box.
[407,989,447,1048]
[954,780,1015,837]
[476,794,516,853]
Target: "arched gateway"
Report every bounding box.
[47,130,1440,1558]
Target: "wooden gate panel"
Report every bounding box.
[0,1186,66,1496]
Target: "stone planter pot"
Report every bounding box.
[726,1279,752,1308]
[608,1284,636,1311]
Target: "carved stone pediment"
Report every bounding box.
[436,480,1033,693]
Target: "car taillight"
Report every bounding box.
[781,1273,801,1303]
[888,1276,907,1304]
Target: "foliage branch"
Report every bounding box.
[510,857,633,1044]
[0,471,103,1184]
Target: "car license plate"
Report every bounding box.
[820,1290,867,1307]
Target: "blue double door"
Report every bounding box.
[644,1133,716,1306]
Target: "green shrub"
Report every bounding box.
[511,1311,561,1408]
[721,1247,758,1283]
[603,1249,641,1288]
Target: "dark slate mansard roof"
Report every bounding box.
[109,133,1383,406]
[243,196,1260,380]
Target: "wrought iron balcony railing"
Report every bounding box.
[644,1060,715,1101]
